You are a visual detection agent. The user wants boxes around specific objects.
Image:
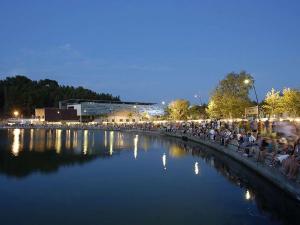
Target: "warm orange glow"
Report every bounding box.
[13,110,19,117]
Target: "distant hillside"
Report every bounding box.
[0,75,120,117]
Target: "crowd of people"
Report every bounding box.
[161,120,300,180]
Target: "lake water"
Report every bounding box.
[0,128,299,225]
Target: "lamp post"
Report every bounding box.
[13,110,19,118]
[244,79,260,119]
[194,94,202,106]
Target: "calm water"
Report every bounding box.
[0,129,299,225]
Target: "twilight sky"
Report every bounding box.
[0,0,300,104]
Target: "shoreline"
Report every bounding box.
[2,126,300,201]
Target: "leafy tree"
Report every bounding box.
[263,88,283,117]
[206,71,254,118]
[262,88,300,118]
[188,104,208,119]
[168,99,190,120]
[281,88,300,117]
[0,75,120,117]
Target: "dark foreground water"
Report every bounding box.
[0,129,299,225]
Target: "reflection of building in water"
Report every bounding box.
[74,130,82,154]
[66,130,71,149]
[12,129,22,156]
[29,128,44,152]
[141,136,150,151]
[83,130,88,155]
[104,131,107,148]
[133,134,139,159]
[46,130,53,149]
[194,162,199,175]
[29,129,34,151]
[73,130,78,149]
[109,131,114,155]
[162,153,167,170]
[55,130,62,154]
[116,133,124,148]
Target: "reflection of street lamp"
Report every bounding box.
[244,79,260,118]
[161,101,166,105]
[162,153,167,170]
[245,190,251,200]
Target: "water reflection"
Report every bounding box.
[29,129,34,151]
[162,153,167,170]
[12,129,21,156]
[109,131,114,155]
[194,162,199,175]
[133,134,138,159]
[66,130,71,149]
[1,129,300,225]
[55,129,62,154]
[245,190,252,201]
[169,144,188,158]
[83,130,88,155]
[104,131,107,148]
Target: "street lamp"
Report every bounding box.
[244,78,260,118]
[194,94,202,106]
[161,101,166,106]
[13,110,19,117]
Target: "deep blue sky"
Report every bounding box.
[0,0,300,104]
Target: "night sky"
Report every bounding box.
[0,0,300,104]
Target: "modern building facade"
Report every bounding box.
[105,110,142,123]
[59,99,163,121]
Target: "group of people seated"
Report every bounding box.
[162,120,300,181]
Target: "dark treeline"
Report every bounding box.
[0,75,120,117]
